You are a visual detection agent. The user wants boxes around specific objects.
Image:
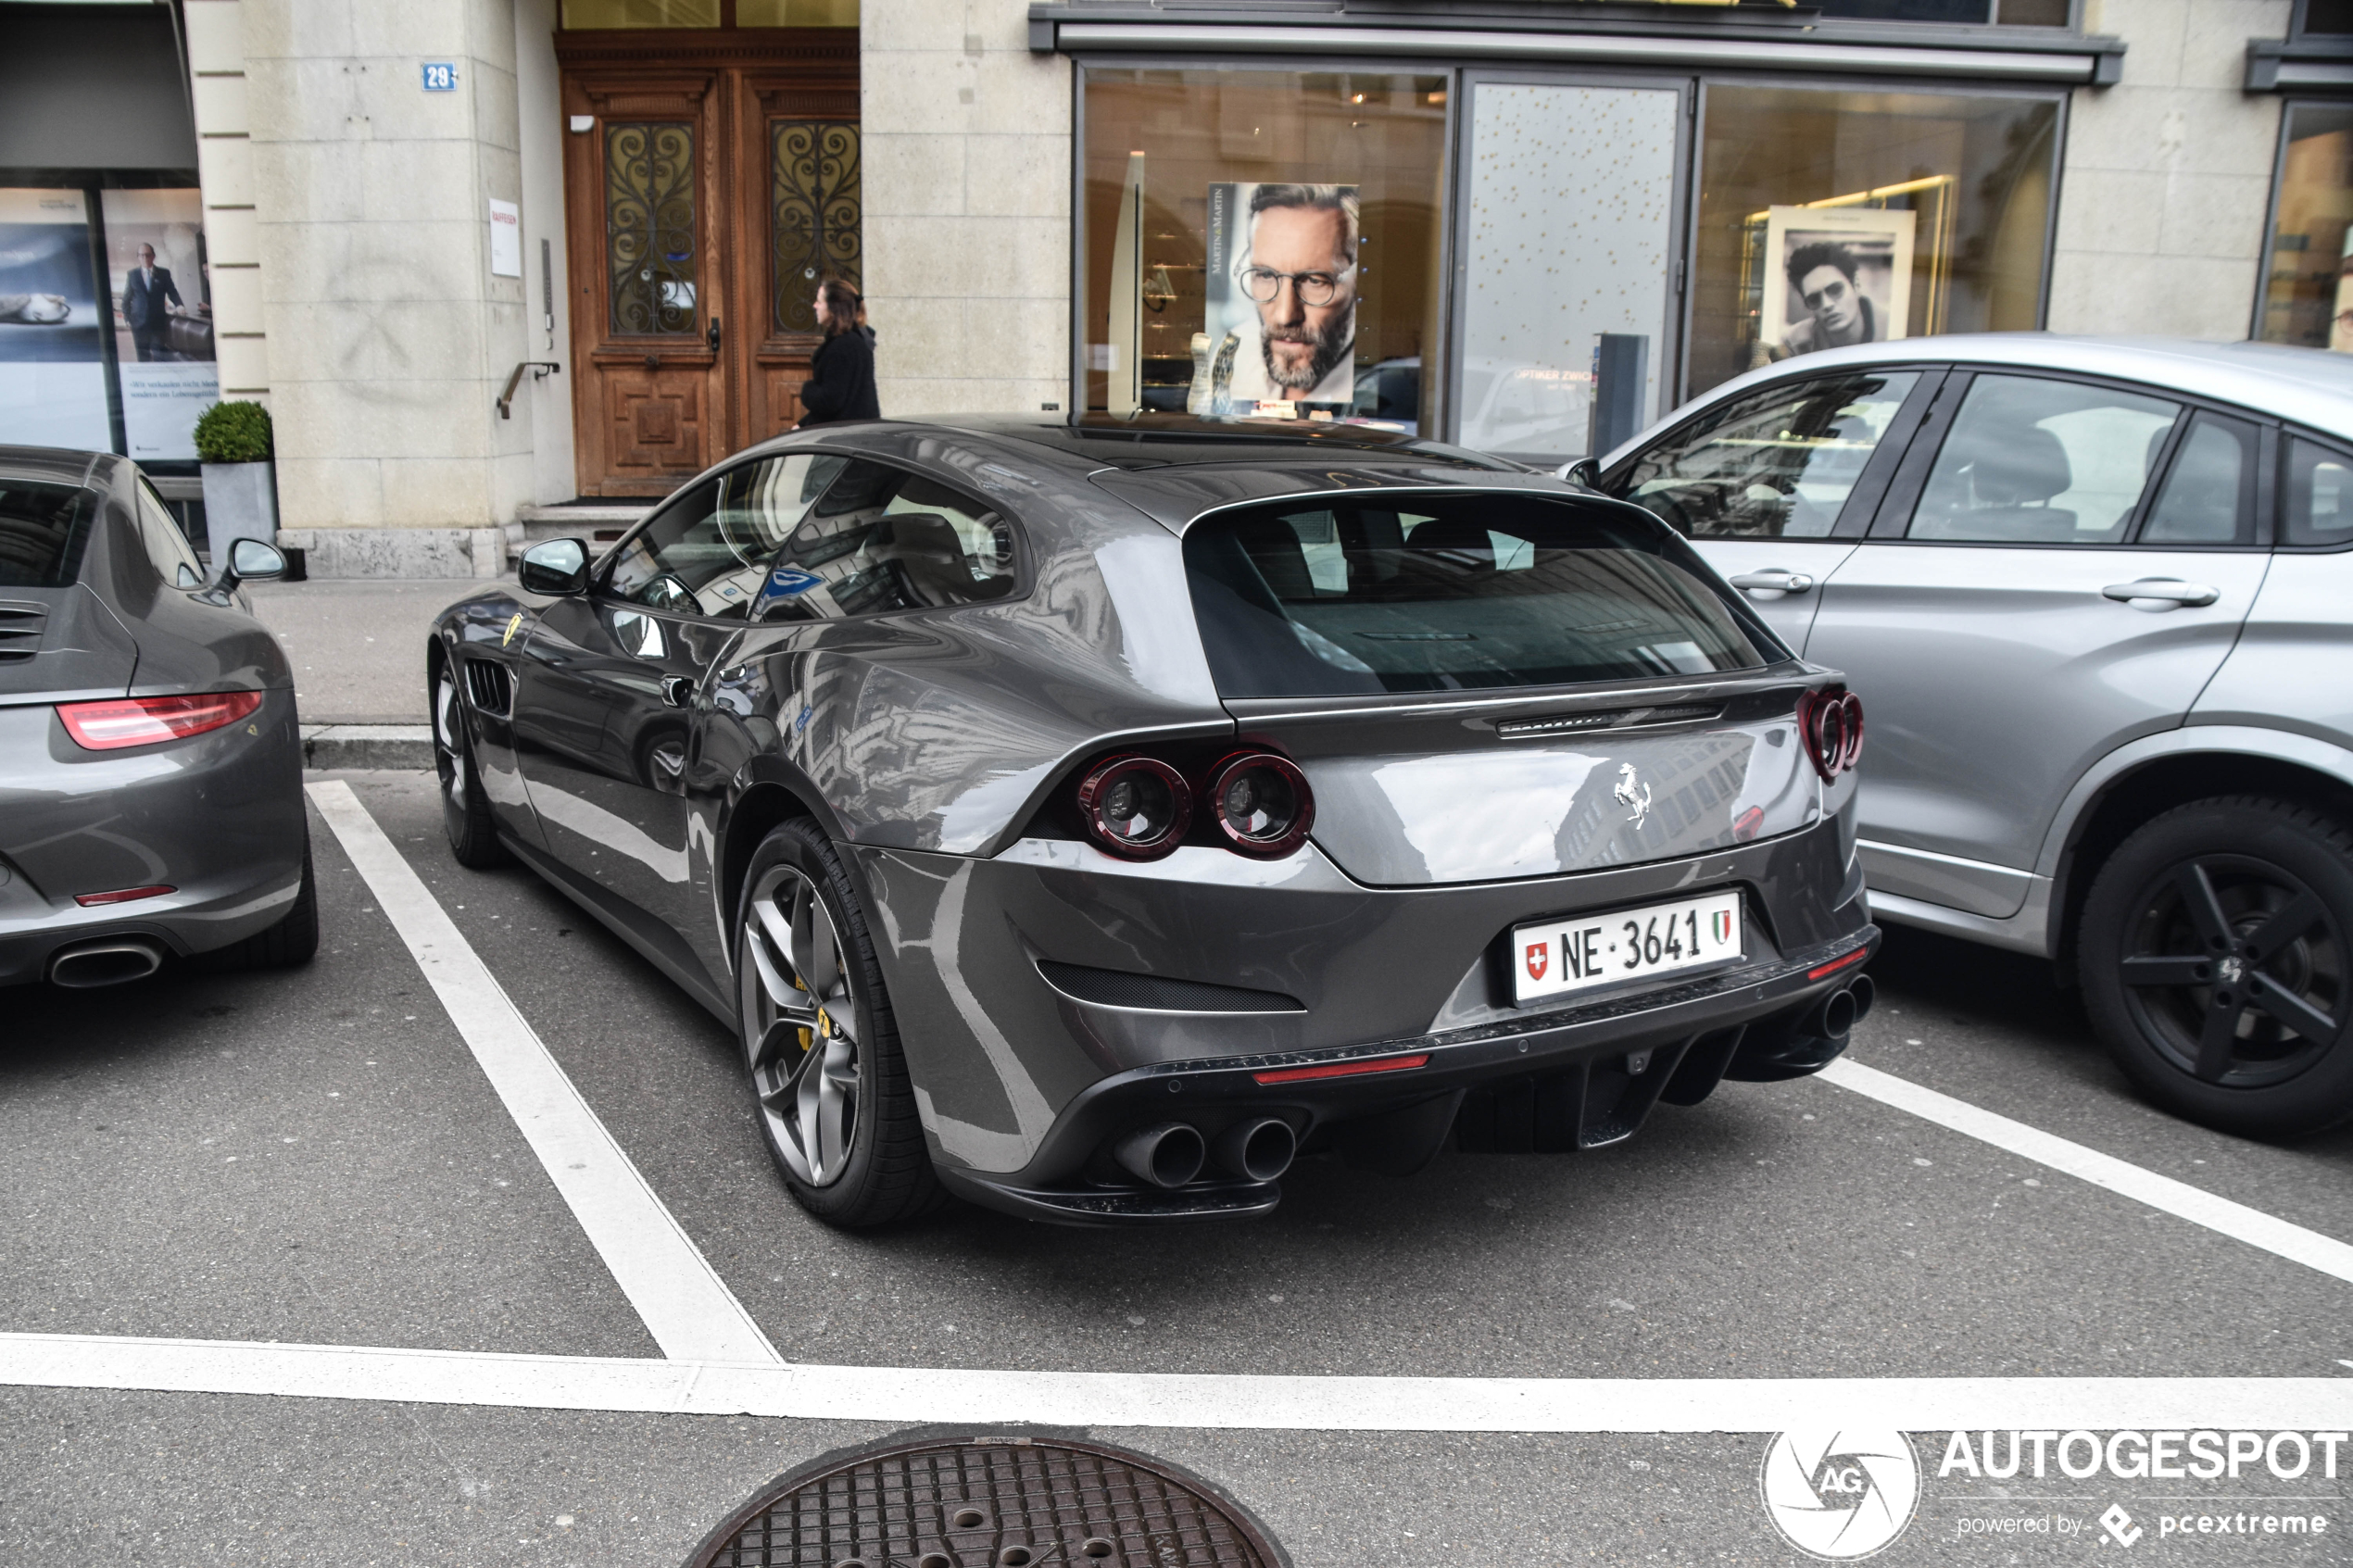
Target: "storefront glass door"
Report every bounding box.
[1451,77,1688,464]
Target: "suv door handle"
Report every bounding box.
[660,674,693,708]
[2102,578,2220,608]
[1729,570,1816,595]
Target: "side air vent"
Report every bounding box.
[1036,960,1304,1014]
[1495,702,1720,740]
[0,602,46,662]
[463,658,512,716]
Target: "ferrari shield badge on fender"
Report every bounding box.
[1526,941,1549,980]
[501,612,523,646]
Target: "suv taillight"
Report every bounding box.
[1795,684,1864,781]
[1071,746,1317,860]
[1076,754,1192,859]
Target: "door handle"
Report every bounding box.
[706,317,722,352]
[661,674,693,708]
[2102,578,2220,608]
[1729,570,1816,596]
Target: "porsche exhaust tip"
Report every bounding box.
[48,937,165,989]
[1113,1123,1206,1189]
[1214,1117,1296,1183]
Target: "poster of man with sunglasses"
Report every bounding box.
[1194,182,1361,414]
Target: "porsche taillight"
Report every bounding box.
[57,691,263,751]
[1795,684,1864,781]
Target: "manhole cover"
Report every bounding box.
[686,1434,1288,1568]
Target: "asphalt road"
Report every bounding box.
[3,770,2347,1567]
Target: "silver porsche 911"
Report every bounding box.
[429,416,1878,1227]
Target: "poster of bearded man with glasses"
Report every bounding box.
[1194,182,1361,414]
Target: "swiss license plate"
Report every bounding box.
[1513,891,1744,1005]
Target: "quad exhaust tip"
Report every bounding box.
[1112,1123,1207,1189]
[48,937,166,989]
[1214,1117,1297,1183]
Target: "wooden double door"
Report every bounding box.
[559,30,860,497]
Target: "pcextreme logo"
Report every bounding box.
[1760,1430,1922,1560]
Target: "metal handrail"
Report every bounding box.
[497,360,562,420]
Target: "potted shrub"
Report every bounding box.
[195,399,279,567]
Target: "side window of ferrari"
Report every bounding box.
[604,454,852,620]
[134,481,203,589]
[755,460,1018,623]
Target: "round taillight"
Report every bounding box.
[1207,751,1315,858]
[1076,755,1191,859]
[1796,685,1865,781]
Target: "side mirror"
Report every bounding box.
[213,537,285,594]
[1560,458,1603,490]
[519,537,589,596]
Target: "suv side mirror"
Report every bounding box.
[519,537,589,596]
[212,537,286,595]
[1560,458,1602,489]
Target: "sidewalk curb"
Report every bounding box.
[302,724,434,771]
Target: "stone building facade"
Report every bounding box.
[6,0,2348,573]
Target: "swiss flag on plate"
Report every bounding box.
[1526,941,1549,981]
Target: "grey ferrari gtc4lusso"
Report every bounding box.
[430,416,1878,1227]
[0,446,313,989]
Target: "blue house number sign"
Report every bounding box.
[422,62,458,92]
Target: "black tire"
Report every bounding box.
[205,833,321,971]
[735,818,944,1228]
[2080,796,2353,1139]
[432,655,510,870]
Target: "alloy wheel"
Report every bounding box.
[2117,853,2346,1090]
[739,864,863,1186]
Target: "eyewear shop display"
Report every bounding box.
[1082,70,2058,461]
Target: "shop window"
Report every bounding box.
[1817,0,2071,22]
[1080,69,1448,433]
[2296,0,2353,34]
[2259,105,2353,350]
[1690,86,2060,399]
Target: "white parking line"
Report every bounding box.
[3,1332,2349,1432]
[305,781,779,1366]
[1819,1059,2353,1287]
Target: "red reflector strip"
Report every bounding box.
[1807,947,1870,981]
[1252,1052,1430,1086]
[74,884,175,907]
[57,690,263,751]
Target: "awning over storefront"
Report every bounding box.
[1029,2,2126,87]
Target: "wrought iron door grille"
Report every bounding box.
[606,120,698,334]
[772,119,862,333]
[691,1436,1285,1568]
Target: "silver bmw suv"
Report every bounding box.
[1590,336,2353,1139]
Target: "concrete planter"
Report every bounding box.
[198,459,278,558]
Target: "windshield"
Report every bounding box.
[0,479,96,588]
[1184,493,1777,698]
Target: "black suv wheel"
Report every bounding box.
[2080,796,2353,1138]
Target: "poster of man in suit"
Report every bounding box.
[103,189,218,461]
[121,243,183,362]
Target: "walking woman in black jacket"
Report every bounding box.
[796,276,879,427]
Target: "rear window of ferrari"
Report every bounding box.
[0,479,95,588]
[1183,492,1774,697]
